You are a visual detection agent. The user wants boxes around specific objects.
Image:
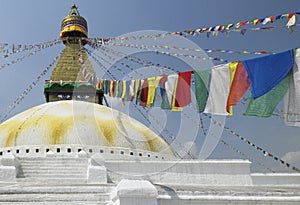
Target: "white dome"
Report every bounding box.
[0,101,175,156]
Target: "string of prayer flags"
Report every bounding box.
[179,12,299,36]
[204,48,275,55]
[242,49,294,99]
[92,12,299,42]
[0,52,62,122]
[220,139,276,173]
[106,42,228,63]
[203,112,300,173]
[0,40,60,70]
[86,45,300,128]
[78,47,101,89]
[284,48,300,126]
[98,42,275,57]
[1,39,60,58]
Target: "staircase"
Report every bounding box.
[0,156,115,204]
[0,183,114,204]
[17,156,89,184]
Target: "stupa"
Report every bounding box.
[0,4,299,205]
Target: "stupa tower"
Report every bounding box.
[44,4,103,104]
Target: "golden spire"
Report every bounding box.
[44,4,103,105]
[60,4,88,43]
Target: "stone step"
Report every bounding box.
[20,170,87,174]
[20,166,87,170]
[18,162,88,166]
[18,173,87,178]
[20,166,88,170]
[18,161,88,165]
[14,202,111,205]
[0,184,114,194]
[17,177,88,184]
[19,160,88,164]
[0,193,110,202]
[19,159,88,162]
[20,163,88,167]
[0,202,109,205]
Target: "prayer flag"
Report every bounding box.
[175,71,193,107]
[159,76,170,110]
[194,68,211,112]
[242,49,294,99]
[244,71,291,118]
[284,48,300,126]
[147,76,161,107]
[139,79,148,107]
[204,63,231,115]
[227,62,251,112]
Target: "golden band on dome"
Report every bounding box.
[60,24,88,38]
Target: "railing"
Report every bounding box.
[0,145,176,160]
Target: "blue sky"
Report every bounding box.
[1,0,300,172]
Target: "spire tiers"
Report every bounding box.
[44,5,103,105]
[60,4,88,44]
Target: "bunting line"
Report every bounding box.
[101,41,276,56]
[84,46,293,120]
[0,51,62,122]
[220,139,276,173]
[1,39,61,58]
[0,40,61,70]
[204,48,275,55]
[85,45,194,158]
[104,42,228,63]
[86,45,296,167]
[88,13,299,43]
[202,113,300,173]
[96,45,176,76]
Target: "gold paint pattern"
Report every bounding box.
[0,101,175,156]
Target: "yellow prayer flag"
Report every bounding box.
[253,19,260,25]
[121,80,127,99]
[228,62,238,116]
[146,76,162,107]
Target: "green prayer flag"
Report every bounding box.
[194,68,211,112]
[161,88,171,110]
[244,72,291,118]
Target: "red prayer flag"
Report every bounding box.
[288,13,295,19]
[175,71,193,107]
[227,62,251,110]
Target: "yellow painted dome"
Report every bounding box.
[0,101,174,156]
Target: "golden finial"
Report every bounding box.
[60,4,88,43]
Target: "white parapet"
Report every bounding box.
[111,179,158,205]
[252,173,300,186]
[105,159,253,186]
